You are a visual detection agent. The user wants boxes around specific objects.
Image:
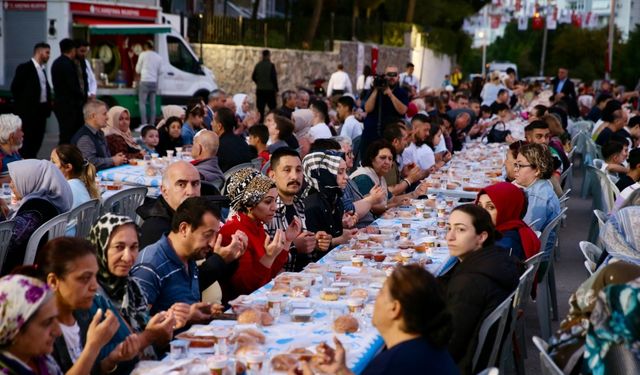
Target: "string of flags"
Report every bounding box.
[517,7,599,31]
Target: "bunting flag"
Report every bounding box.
[518,16,528,30]
[546,14,557,30]
[532,13,545,30]
[571,11,582,28]
[584,12,598,28]
[558,9,572,24]
[490,14,502,28]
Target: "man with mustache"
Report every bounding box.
[267,147,330,271]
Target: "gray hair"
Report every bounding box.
[83,99,107,120]
[332,135,352,148]
[208,89,225,101]
[0,114,22,144]
[282,90,296,102]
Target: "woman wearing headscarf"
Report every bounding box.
[476,182,541,261]
[0,160,73,274]
[219,168,301,303]
[233,93,249,121]
[105,106,144,160]
[155,105,185,130]
[303,150,356,256]
[88,213,174,358]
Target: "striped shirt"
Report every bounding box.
[130,235,200,315]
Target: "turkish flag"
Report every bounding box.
[532,14,544,30]
[571,11,582,28]
[371,47,379,74]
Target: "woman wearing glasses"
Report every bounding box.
[513,143,561,256]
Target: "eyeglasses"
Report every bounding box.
[513,163,534,170]
[385,72,398,77]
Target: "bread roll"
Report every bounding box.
[271,354,298,371]
[237,309,262,324]
[333,315,359,333]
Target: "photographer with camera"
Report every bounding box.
[360,66,409,158]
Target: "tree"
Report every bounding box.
[405,0,416,23]
[303,0,324,49]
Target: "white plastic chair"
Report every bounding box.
[514,252,545,359]
[560,163,573,193]
[476,368,499,375]
[0,220,16,273]
[23,212,70,265]
[580,241,603,275]
[67,199,100,238]
[532,336,564,375]
[471,291,516,372]
[593,208,608,248]
[100,186,147,223]
[536,207,567,340]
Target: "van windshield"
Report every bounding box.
[167,35,203,75]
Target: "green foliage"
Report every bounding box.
[616,27,640,88]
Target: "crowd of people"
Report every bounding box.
[0,39,639,375]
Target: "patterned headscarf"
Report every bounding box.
[88,213,149,334]
[225,168,275,213]
[0,275,51,345]
[105,106,142,151]
[302,151,344,201]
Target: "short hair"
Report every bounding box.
[0,114,22,144]
[602,100,623,122]
[595,93,612,105]
[531,105,548,118]
[602,140,626,161]
[525,120,549,133]
[362,139,395,168]
[262,49,271,58]
[411,113,430,125]
[143,40,154,49]
[497,88,509,97]
[451,204,499,247]
[33,42,50,52]
[406,62,415,68]
[518,143,555,179]
[75,39,89,48]
[383,123,407,144]
[82,99,107,120]
[141,125,158,138]
[506,67,516,75]
[454,94,469,103]
[480,105,492,114]
[337,64,344,70]
[508,140,529,159]
[248,124,269,144]
[332,135,352,148]
[274,115,295,140]
[208,89,225,101]
[186,100,205,118]
[171,197,220,232]
[628,148,640,169]
[59,38,76,54]
[310,138,341,153]
[281,90,296,103]
[336,96,355,110]
[492,103,510,114]
[629,116,640,129]
[215,107,236,133]
[310,99,329,123]
[269,147,300,170]
[469,98,481,106]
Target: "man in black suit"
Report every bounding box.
[551,67,579,118]
[10,42,52,158]
[51,38,85,145]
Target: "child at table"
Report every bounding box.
[248,124,270,168]
[139,125,160,155]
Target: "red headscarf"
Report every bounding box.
[476,182,541,260]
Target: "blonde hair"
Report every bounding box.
[54,144,100,199]
[518,143,555,180]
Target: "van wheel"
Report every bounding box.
[194,90,209,102]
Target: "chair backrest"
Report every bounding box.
[476,368,499,375]
[559,189,571,205]
[472,291,516,370]
[0,220,16,273]
[593,158,605,170]
[538,207,568,261]
[567,146,577,160]
[23,212,70,265]
[250,157,264,170]
[67,199,100,238]
[532,336,564,375]
[579,240,603,268]
[528,217,541,229]
[260,159,271,175]
[593,208,607,229]
[512,263,537,318]
[560,163,573,186]
[100,187,147,221]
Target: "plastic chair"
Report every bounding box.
[532,336,564,375]
[260,159,271,175]
[593,208,608,248]
[528,217,541,229]
[560,163,573,192]
[476,368,499,375]
[100,186,147,222]
[559,189,571,228]
[472,291,516,372]
[514,252,545,358]
[592,158,605,170]
[67,199,100,238]
[603,344,640,374]
[536,207,567,340]
[0,220,16,273]
[580,241,603,275]
[23,212,70,265]
[250,157,264,170]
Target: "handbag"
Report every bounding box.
[486,122,511,143]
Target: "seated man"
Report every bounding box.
[72,99,127,170]
[213,107,252,172]
[601,139,630,179]
[248,124,270,166]
[131,197,245,325]
[616,148,640,192]
[0,114,24,182]
[191,129,224,187]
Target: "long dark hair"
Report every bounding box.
[388,265,452,348]
[451,204,499,247]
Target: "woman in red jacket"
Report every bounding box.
[219,168,301,303]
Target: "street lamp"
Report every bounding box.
[478,30,487,78]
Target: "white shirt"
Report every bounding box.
[402,142,435,171]
[308,123,333,141]
[31,58,47,103]
[339,115,363,140]
[86,60,97,96]
[135,50,162,83]
[399,72,419,90]
[327,70,352,97]
[434,136,447,154]
[356,75,373,92]
[60,321,83,363]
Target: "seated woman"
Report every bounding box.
[351,140,428,216]
[302,150,357,254]
[0,159,72,274]
[298,265,459,375]
[181,101,205,145]
[156,116,184,157]
[438,204,521,374]
[50,144,100,209]
[504,140,528,182]
[220,168,301,303]
[105,106,144,160]
[265,112,296,153]
[425,121,452,170]
[476,182,541,261]
[36,237,147,374]
[0,273,118,375]
[88,213,174,358]
[513,143,561,256]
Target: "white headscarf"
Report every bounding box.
[233,93,248,120]
[8,159,73,215]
